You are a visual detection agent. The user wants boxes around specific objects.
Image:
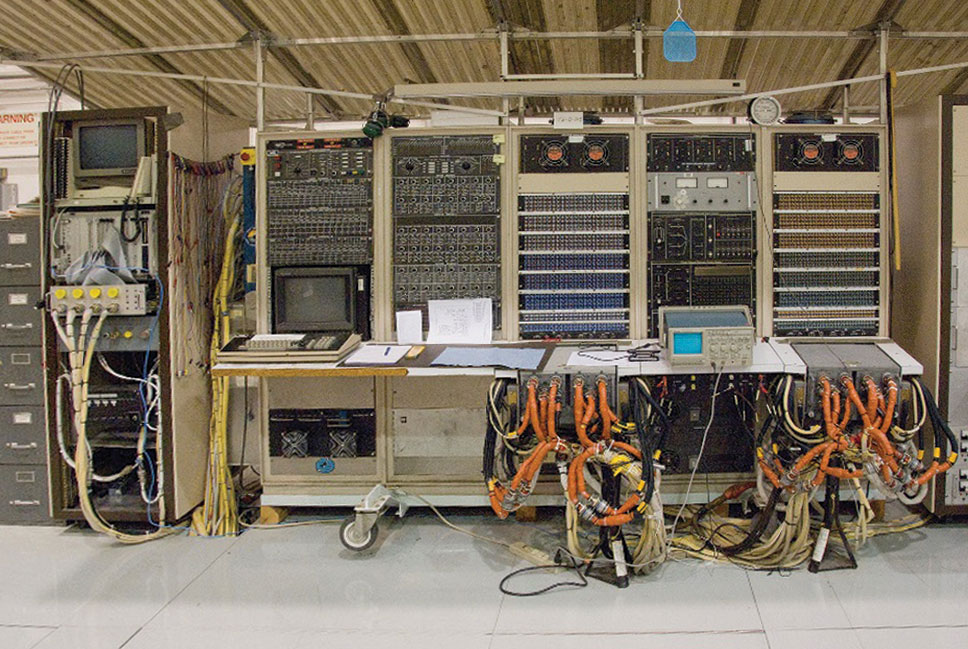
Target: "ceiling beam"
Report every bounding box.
[719,0,761,80]
[487,0,556,112]
[714,0,760,112]
[63,0,235,116]
[819,0,907,110]
[597,0,641,110]
[371,0,439,86]
[215,0,340,117]
[940,67,968,96]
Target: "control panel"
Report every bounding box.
[392,134,502,326]
[646,134,757,337]
[264,137,373,267]
[647,133,755,172]
[48,284,147,316]
[519,134,629,174]
[647,172,757,212]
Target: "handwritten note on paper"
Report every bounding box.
[426,298,493,344]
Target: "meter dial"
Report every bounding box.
[748,95,782,126]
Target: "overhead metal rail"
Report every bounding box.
[5,23,968,125]
[27,28,968,62]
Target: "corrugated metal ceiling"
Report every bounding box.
[0,0,966,122]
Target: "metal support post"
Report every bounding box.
[879,27,889,125]
[634,21,644,79]
[499,27,509,80]
[842,85,850,124]
[305,92,315,130]
[254,37,265,131]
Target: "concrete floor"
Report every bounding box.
[0,511,965,648]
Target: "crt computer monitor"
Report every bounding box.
[272,267,357,333]
[73,119,145,182]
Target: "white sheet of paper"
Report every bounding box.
[426,298,492,344]
[343,345,411,365]
[395,310,424,344]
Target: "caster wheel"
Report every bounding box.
[339,516,378,551]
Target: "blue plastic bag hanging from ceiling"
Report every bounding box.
[663,0,697,62]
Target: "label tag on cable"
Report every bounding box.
[812,527,830,562]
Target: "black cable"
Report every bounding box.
[695,486,781,556]
[119,200,144,243]
[499,552,588,597]
[914,378,958,457]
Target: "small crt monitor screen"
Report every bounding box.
[78,124,140,170]
[672,331,703,355]
[282,276,351,327]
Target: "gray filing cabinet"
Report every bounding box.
[0,216,49,524]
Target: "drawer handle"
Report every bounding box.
[0,263,32,270]
[3,383,36,391]
[9,500,40,507]
[6,442,37,450]
[1,323,33,330]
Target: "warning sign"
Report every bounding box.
[0,113,39,149]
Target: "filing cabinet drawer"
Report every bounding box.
[0,286,42,346]
[0,347,44,406]
[0,406,46,464]
[0,218,41,287]
[0,464,49,524]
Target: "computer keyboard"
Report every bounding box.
[245,333,344,352]
[218,331,362,363]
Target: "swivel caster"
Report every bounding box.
[339,515,378,551]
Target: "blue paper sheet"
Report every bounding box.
[431,346,545,370]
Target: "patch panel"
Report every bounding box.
[773,250,880,268]
[774,289,879,308]
[519,322,629,337]
[517,186,630,339]
[774,232,878,248]
[519,293,627,311]
[519,273,628,291]
[519,232,628,251]
[265,137,373,268]
[774,270,880,288]
[519,212,627,231]
[394,224,498,264]
[774,192,878,211]
[771,187,882,337]
[519,253,628,271]
[518,310,629,324]
[519,193,626,212]
[774,212,879,229]
[773,310,879,338]
[392,135,502,324]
